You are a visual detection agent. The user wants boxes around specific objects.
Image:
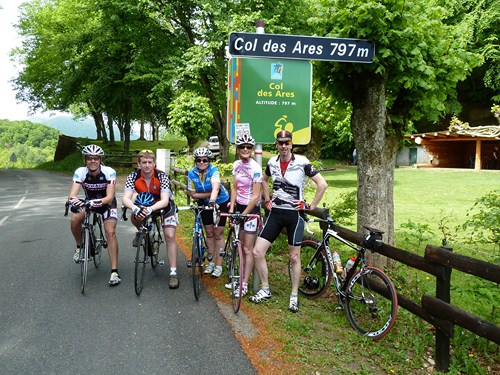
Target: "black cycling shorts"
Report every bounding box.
[201,199,230,226]
[259,208,305,246]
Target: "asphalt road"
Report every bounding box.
[0,169,256,375]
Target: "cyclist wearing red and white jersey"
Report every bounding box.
[122,149,180,289]
[249,131,327,313]
[226,133,262,297]
[68,144,121,286]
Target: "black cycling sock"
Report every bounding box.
[111,269,118,274]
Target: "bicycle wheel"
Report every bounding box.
[230,240,244,313]
[297,240,331,299]
[345,267,398,340]
[134,231,148,296]
[223,228,234,284]
[92,216,103,268]
[80,227,90,294]
[150,217,163,269]
[192,233,202,300]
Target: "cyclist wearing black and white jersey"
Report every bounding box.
[249,131,327,313]
[67,144,121,286]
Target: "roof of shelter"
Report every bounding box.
[405,125,500,143]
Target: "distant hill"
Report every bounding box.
[30,115,139,140]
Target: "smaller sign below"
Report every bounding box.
[229,32,374,63]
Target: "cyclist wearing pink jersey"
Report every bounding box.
[226,133,262,297]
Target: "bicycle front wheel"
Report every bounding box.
[297,240,331,299]
[150,217,163,269]
[93,216,104,268]
[80,227,91,294]
[134,232,148,296]
[230,241,244,313]
[345,267,398,340]
[192,233,202,300]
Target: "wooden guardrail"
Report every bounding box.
[322,221,500,372]
[103,153,138,169]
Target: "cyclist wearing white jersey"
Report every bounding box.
[67,144,121,286]
[249,131,327,313]
[226,134,262,297]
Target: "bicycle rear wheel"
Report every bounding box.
[345,267,398,340]
[80,227,90,294]
[134,231,148,296]
[297,240,331,299]
[230,240,244,313]
[150,217,163,269]
[192,233,202,300]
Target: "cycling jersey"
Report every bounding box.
[187,164,230,205]
[73,165,116,200]
[233,158,262,205]
[265,153,318,210]
[124,168,172,202]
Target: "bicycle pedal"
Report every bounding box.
[187,260,193,268]
[158,260,165,266]
[102,242,108,248]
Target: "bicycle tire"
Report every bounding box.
[297,240,331,299]
[80,227,90,294]
[192,232,202,301]
[230,240,244,313]
[150,217,162,269]
[134,231,148,296]
[93,216,103,268]
[345,266,398,340]
[223,227,234,284]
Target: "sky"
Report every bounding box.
[0,0,60,121]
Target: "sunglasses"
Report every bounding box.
[277,141,291,146]
[85,156,100,161]
[139,149,154,155]
[238,145,253,150]
[195,158,209,163]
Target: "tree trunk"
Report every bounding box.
[350,72,399,269]
[107,116,115,143]
[139,118,145,140]
[91,111,108,142]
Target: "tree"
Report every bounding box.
[167,91,212,151]
[311,0,481,267]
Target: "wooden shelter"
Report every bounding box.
[404,125,500,170]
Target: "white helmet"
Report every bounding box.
[82,144,104,156]
[236,133,255,147]
[193,147,212,158]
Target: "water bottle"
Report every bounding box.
[332,250,343,274]
[343,256,356,278]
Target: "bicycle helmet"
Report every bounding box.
[82,144,104,157]
[135,192,155,207]
[236,133,255,147]
[193,147,212,159]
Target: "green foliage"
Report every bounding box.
[325,190,357,226]
[167,91,212,150]
[0,120,59,168]
[399,219,435,254]
[461,190,500,250]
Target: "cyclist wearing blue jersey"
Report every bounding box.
[186,147,230,278]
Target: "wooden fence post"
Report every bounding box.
[435,246,453,372]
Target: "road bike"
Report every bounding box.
[298,216,398,339]
[122,206,164,296]
[65,200,107,294]
[177,204,214,301]
[218,212,261,313]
